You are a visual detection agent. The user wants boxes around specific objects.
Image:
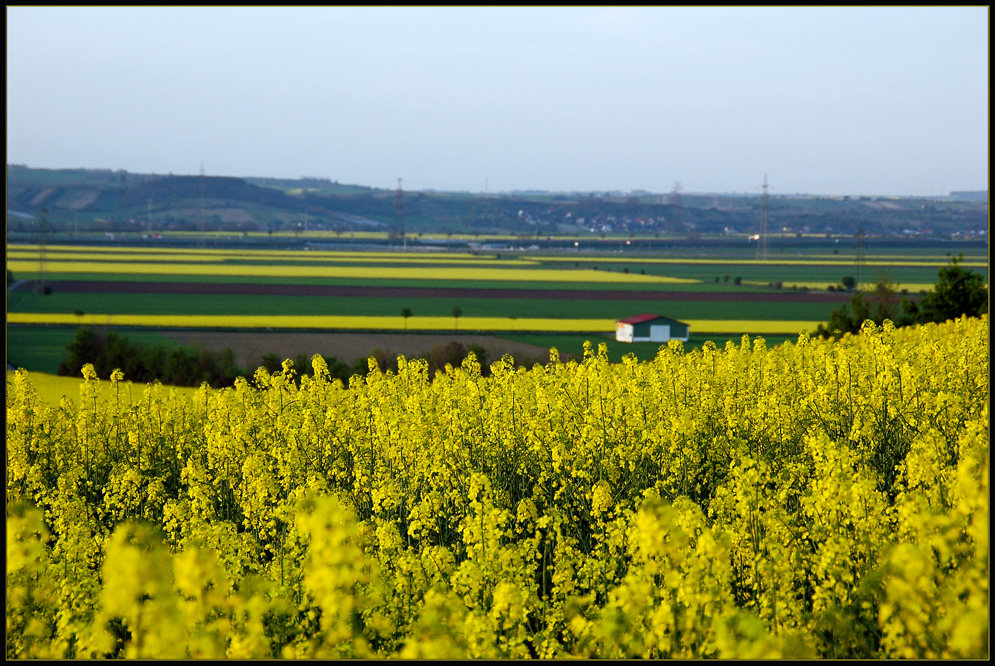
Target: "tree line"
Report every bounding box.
[816,254,988,337]
[56,330,549,389]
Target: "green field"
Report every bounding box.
[7,290,839,321]
[6,326,187,375]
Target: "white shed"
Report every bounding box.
[615,314,691,343]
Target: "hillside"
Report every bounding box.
[6,165,988,239]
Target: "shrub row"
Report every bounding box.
[56,328,549,388]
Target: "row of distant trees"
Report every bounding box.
[58,329,244,388]
[56,329,548,389]
[816,254,988,337]
[401,306,463,330]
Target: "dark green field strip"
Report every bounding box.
[6,327,76,374]
[14,272,733,292]
[29,280,854,303]
[7,290,840,322]
[562,261,986,286]
[6,326,185,375]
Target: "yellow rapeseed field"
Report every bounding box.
[6,316,988,659]
[4,369,202,408]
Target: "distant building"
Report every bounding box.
[615,314,690,343]
[949,191,988,202]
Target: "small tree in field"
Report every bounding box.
[904,254,988,324]
[452,306,463,332]
[401,307,412,330]
[816,275,906,338]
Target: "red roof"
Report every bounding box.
[616,313,664,325]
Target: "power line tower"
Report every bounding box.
[198,164,206,248]
[672,181,683,230]
[300,187,309,243]
[854,221,866,291]
[395,177,406,250]
[756,174,770,261]
[36,205,48,293]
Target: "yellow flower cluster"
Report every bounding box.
[5,315,988,658]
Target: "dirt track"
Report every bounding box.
[42,281,851,303]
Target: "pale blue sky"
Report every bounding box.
[6,7,988,195]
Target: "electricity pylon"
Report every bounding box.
[755,174,770,261]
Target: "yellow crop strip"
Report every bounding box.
[7,312,822,335]
[12,244,500,259]
[5,313,615,332]
[5,258,697,283]
[768,281,940,292]
[6,250,539,267]
[684,319,825,334]
[4,369,202,408]
[7,245,536,265]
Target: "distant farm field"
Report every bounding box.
[7,241,982,376]
[10,244,985,288]
[5,257,695,284]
